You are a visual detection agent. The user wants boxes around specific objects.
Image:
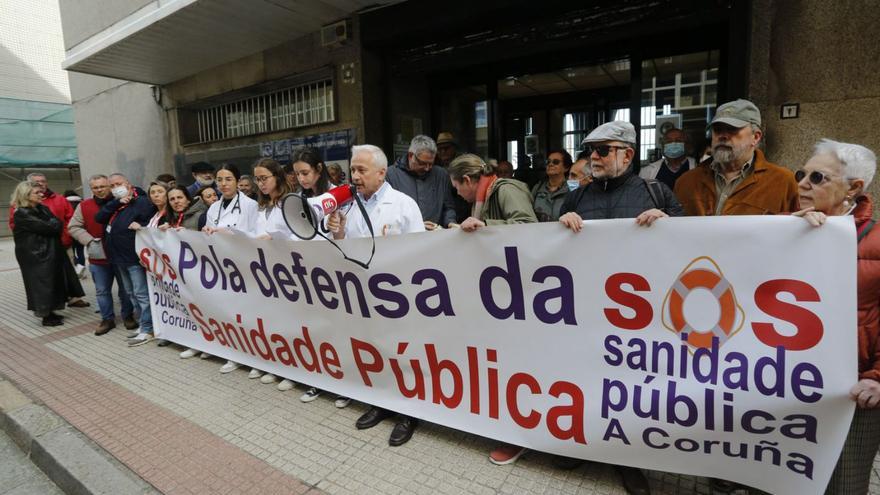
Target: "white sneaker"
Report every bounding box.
[127,333,154,347]
[248,369,263,379]
[260,373,277,384]
[276,378,294,391]
[179,348,199,359]
[219,361,240,373]
[200,352,212,359]
[334,396,352,408]
[300,388,321,402]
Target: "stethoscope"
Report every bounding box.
[214,192,242,227]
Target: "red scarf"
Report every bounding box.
[472,174,498,219]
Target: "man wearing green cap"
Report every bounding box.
[674,99,798,215]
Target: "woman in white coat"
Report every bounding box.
[195,164,262,374]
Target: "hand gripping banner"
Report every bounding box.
[137,216,857,494]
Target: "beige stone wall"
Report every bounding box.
[750,0,880,203]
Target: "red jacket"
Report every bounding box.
[854,196,880,380]
[8,189,74,247]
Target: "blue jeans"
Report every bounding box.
[89,263,134,321]
[115,264,152,334]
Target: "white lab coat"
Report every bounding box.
[204,191,260,236]
[343,182,425,239]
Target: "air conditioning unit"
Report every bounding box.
[321,20,349,47]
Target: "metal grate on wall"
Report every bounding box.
[196,79,334,143]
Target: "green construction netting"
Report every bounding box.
[0,97,78,167]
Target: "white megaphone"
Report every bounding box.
[282,184,356,240]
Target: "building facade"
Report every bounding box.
[1,0,81,236]
[57,0,880,201]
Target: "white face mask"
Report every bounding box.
[198,177,214,186]
[111,186,129,199]
[567,179,580,191]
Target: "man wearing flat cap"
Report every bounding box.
[557,123,682,493]
[186,161,219,198]
[674,99,798,215]
[558,120,682,233]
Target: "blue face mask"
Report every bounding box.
[567,179,580,191]
[663,142,686,159]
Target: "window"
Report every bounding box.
[640,51,719,164]
[193,79,334,144]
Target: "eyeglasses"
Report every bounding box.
[412,155,433,168]
[795,169,838,185]
[254,175,274,184]
[546,158,563,166]
[585,145,628,157]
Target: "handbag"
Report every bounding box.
[87,239,107,260]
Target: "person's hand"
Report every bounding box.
[158,224,170,231]
[328,211,346,239]
[460,217,485,232]
[202,226,217,235]
[128,222,141,230]
[447,222,460,229]
[793,206,827,227]
[635,208,668,227]
[559,212,584,233]
[256,233,271,240]
[851,379,880,408]
[424,221,438,231]
[119,195,131,204]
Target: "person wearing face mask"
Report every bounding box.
[531,149,573,222]
[639,127,696,190]
[186,162,219,198]
[674,99,798,216]
[69,174,138,335]
[95,173,157,347]
[567,151,592,191]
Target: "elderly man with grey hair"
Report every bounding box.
[385,134,457,230]
[674,98,798,216]
[327,144,424,446]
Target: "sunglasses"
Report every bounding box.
[546,158,563,165]
[585,145,628,157]
[795,169,837,185]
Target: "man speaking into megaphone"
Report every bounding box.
[326,144,425,447]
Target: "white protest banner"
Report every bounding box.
[137,216,856,494]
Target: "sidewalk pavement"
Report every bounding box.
[0,428,62,495]
[0,237,879,495]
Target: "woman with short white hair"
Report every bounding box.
[793,139,880,494]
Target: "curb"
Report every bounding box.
[0,378,159,495]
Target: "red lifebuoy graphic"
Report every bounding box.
[662,257,744,348]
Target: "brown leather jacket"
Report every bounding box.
[674,149,799,215]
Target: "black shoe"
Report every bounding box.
[68,299,90,308]
[616,466,651,495]
[709,478,743,493]
[156,339,171,347]
[552,455,586,470]
[356,407,394,430]
[388,416,418,446]
[41,314,63,327]
[95,319,115,336]
[122,316,139,330]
